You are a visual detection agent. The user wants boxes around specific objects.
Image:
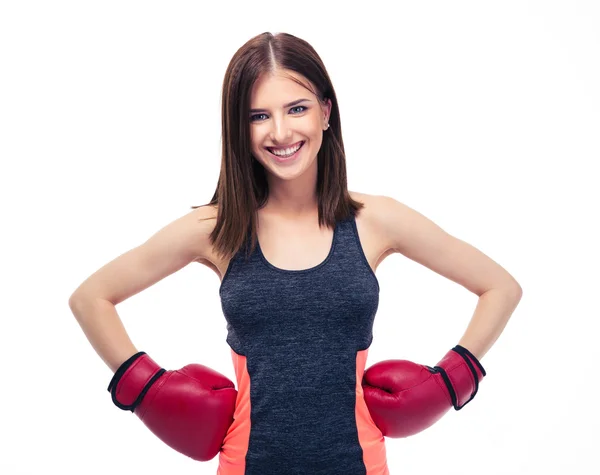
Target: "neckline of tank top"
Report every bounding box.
[255,217,348,274]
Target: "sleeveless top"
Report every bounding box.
[217,213,389,475]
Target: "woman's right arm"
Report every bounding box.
[68,206,215,372]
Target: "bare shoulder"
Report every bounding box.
[349,190,392,242]
[189,204,231,281]
[353,192,430,255]
[189,204,219,261]
[348,191,397,268]
[348,190,381,214]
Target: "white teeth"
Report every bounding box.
[269,142,303,156]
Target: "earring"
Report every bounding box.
[325,122,330,130]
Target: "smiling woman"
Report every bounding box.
[69,30,521,475]
[193,32,360,266]
[248,71,330,178]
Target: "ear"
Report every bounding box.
[322,98,332,124]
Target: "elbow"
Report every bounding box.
[68,290,83,307]
[504,283,523,302]
[510,281,523,298]
[68,294,82,315]
[500,275,523,300]
[486,281,522,301]
[68,292,91,313]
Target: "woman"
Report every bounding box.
[69,32,522,474]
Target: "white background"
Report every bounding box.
[1,1,598,474]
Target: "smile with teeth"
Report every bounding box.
[267,141,304,158]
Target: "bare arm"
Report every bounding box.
[68,206,215,372]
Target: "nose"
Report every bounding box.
[269,116,293,144]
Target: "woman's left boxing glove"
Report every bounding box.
[362,345,486,438]
[107,351,237,461]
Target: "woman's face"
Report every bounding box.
[249,70,331,180]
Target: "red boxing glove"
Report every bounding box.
[107,351,237,461]
[362,345,486,438]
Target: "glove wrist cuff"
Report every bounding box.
[434,345,486,411]
[453,344,486,377]
[107,351,166,412]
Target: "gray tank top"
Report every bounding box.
[218,212,385,474]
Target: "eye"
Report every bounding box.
[290,105,307,114]
[250,113,268,122]
[250,105,308,122]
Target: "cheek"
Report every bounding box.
[250,133,262,153]
[306,121,324,141]
[293,123,320,144]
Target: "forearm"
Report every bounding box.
[457,287,522,361]
[69,297,138,373]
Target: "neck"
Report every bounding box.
[263,188,318,219]
[262,201,318,221]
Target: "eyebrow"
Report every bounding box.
[249,98,311,114]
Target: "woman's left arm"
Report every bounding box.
[372,195,523,361]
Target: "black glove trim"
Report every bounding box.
[107,351,147,393]
[453,344,486,376]
[432,346,486,411]
[107,351,166,412]
[431,365,459,410]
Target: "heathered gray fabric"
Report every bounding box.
[219,213,381,474]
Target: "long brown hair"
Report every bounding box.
[192,31,364,263]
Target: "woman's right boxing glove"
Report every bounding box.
[108,351,237,461]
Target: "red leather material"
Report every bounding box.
[108,352,237,461]
[362,345,485,438]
